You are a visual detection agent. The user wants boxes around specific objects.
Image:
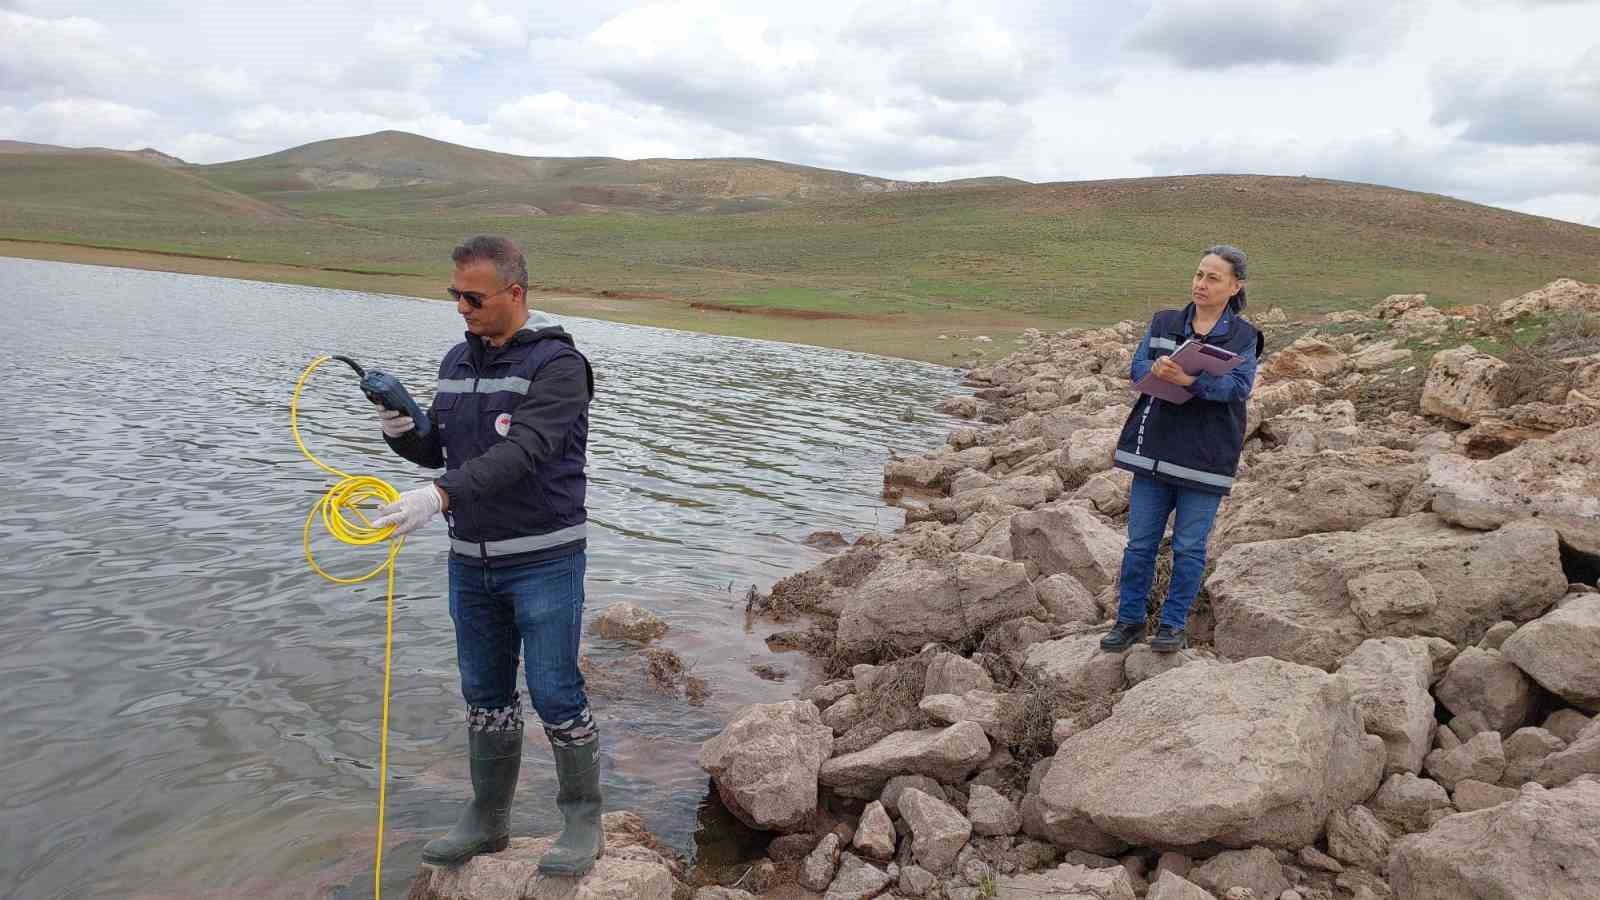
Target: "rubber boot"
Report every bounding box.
[421,725,522,865]
[537,738,605,877]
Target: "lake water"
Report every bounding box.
[0,257,962,899]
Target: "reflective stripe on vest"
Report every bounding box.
[436,376,532,395]
[1115,450,1234,489]
[450,522,588,558]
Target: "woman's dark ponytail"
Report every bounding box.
[1204,244,1248,311]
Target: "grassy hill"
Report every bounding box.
[3,131,1599,362]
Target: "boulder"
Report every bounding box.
[852,801,896,861]
[898,864,938,897]
[1368,773,1454,833]
[1537,721,1600,787]
[1038,657,1384,848]
[799,833,843,891]
[919,690,1024,743]
[1453,779,1520,811]
[1208,516,1567,670]
[1035,573,1104,625]
[923,651,996,698]
[1210,448,1424,549]
[1502,594,1600,713]
[694,889,756,900]
[1123,645,1212,687]
[406,812,676,900]
[835,553,1044,653]
[989,863,1138,899]
[1501,727,1568,786]
[824,852,894,900]
[1337,637,1438,774]
[1010,503,1127,592]
[1434,647,1536,737]
[968,784,1022,836]
[1420,345,1510,424]
[1544,709,1594,745]
[821,694,866,735]
[1425,730,1505,792]
[1388,781,1600,900]
[1245,379,1323,439]
[698,701,833,832]
[1148,870,1219,900]
[881,775,947,817]
[1326,805,1392,871]
[1494,277,1600,322]
[1058,427,1123,488]
[1190,847,1290,899]
[885,447,995,490]
[1073,470,1133,516]
[592,602,669,642]
[1023,632,1128,702]
[898,788,972,873]
[1426,423,1600,556]
[1258,399,1357,452]
[1260,337,1347,383]
[819,723,990,788]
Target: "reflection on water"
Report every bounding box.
[0,257,962,899]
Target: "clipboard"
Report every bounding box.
[1133,339,1243,404]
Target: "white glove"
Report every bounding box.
[375,403,415,439]
[373,485,443,536]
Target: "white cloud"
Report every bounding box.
[10,97,158,147]
[1127,0,1416,69]
[1432,48,1600,146]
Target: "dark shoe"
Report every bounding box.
[1100,620,1146,652]
[1151,626,1187,654]
[421,725,522,865]
[538,736,605,877]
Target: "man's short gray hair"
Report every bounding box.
[452,234,528,290]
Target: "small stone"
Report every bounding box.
[592,601,668,642]
[1426,729,1506,792]
[799,833,843,891]
[821,694,866,734]
[1326,806,1392,871]
[899,788,973,873]
[1502,726,1567,786]
[1297,846,1343,873]
[767,833,816,862]
[881,775,947,817]
[852,802,896,861]
[1148,869,1218,900]
[1545,709,1594,745]
[1368,772,1454,833]
[1478,620,1518,650]
[1191,847,1290,899]
[1156,851,1194,878]
[823,852,894,900]
[805,680,855,707]
[1453,778,1521,811]
[966,783,1022,836]
[899,863,938,897]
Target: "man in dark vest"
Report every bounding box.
[371,234,602,876]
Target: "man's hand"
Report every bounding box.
[376,402,415,439]
[373,485,445,536]
[1152,356,1197,387]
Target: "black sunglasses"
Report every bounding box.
[447,283,518,309]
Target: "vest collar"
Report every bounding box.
[1183,302,1234,339]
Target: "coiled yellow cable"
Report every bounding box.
[291,355,402,900]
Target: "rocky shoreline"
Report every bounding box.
[412,278,1600,900]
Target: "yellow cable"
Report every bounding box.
[291,355,402,900]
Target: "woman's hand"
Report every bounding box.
[1152,355,1197,387]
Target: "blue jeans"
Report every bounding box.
[1114,475,1224,631]
[448,551,594,746]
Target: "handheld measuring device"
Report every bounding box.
[331,356,432,438]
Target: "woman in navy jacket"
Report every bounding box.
[1102,245,1263,654]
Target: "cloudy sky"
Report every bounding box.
[3,0,1597,225]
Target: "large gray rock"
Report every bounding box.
[1501,726,1568,786]
[899,788,972,873]
[836,553,1044,653]
[1035,573,1104,625]
[852,801,896,861]
[1038,657,1384,848]
[1427,423,1600,556]
[1537,721,1600,787]
[1368,773,1454,833]
[1208,516,1567,670]
[881,775,946,817]
[406,812,676,900]
[1190,847,1289,899]
[1011,503,1127,592]
[990,863,1138,899]
[968,783,1022,836]
[1434,647,1536,737]
[1388,781,1600,900]
[1023,633,1127,702]
[1419,345,1510,424]
[924,651,996,698]
[799,833,843,891]
[698,700,832,832]
[1211,447,1424,549]
[1337,637,1437,774]
[919,690,1024,743]
[1502,594,1600,713]
[1148,870,1219,900]
[1425,730,1505,792]
[824,852,894,900]
[819,723,990,788]
[1326,805,1392,871]
[591,602,668,642]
